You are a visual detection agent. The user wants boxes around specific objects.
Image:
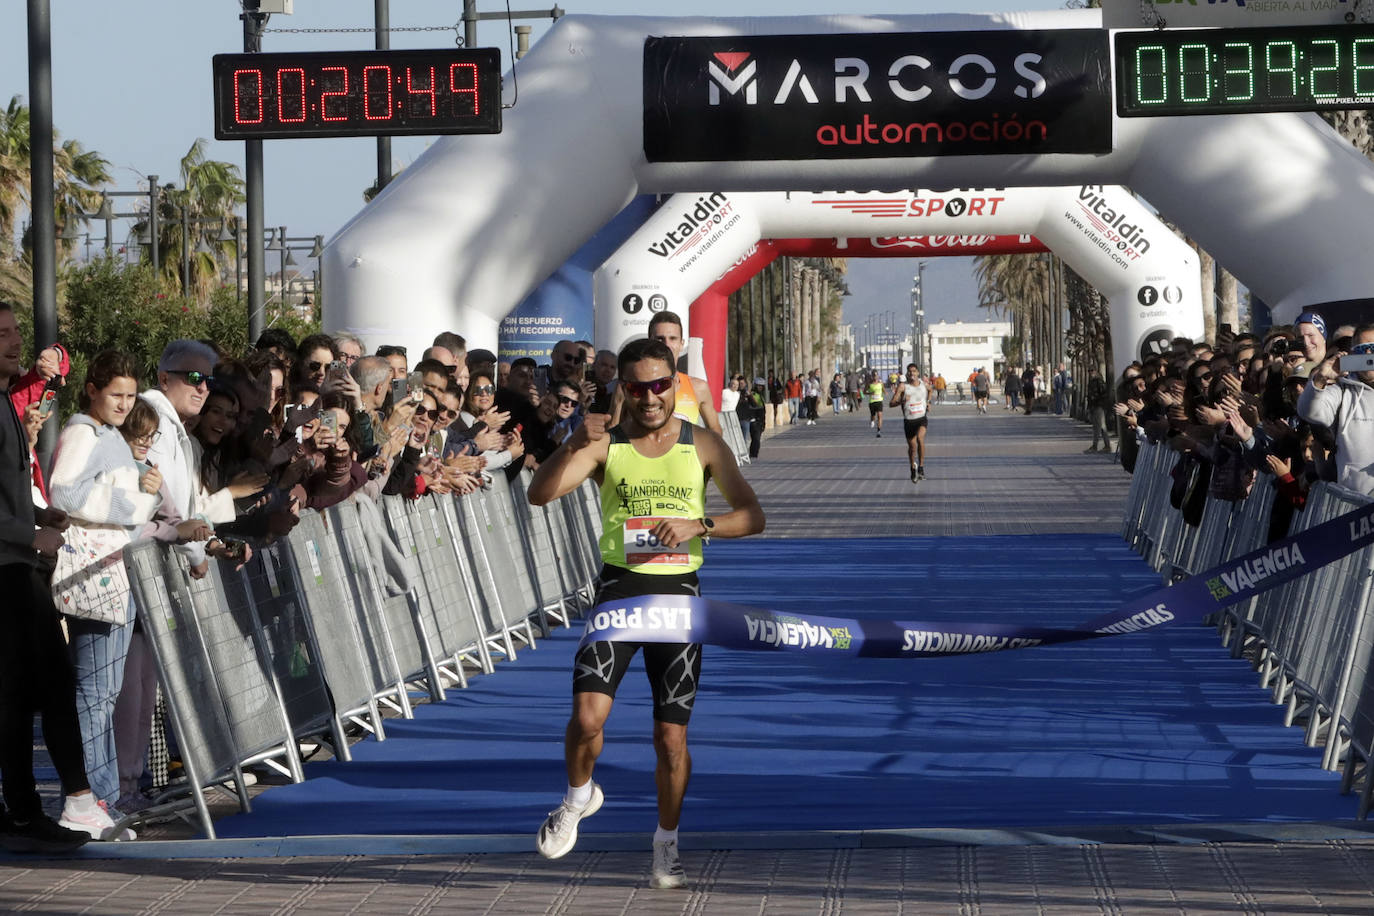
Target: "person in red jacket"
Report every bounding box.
[9,344,69,501]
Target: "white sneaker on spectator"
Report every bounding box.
[59,795,136,841]
[536,782,603,859]
[651,838,687,889]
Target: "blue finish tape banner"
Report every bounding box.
[581,500,1374,658]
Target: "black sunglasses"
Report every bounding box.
[305,360,327,373]
[556,395,579,407]
[416,407,441,420]
[376,345,407,357]
[622,376,674,398]
[168,369,213,387]
[472,384,496,395]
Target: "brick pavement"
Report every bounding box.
[8,400,1374,913]
[5,841,1374,913]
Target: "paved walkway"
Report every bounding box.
[734,401,1128,538]
[8,401,1374,914]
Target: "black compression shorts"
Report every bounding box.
[903,417,928,438]
[869,401,883,418]
[572,565,702,725]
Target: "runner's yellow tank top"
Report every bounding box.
[599,422,706,574]
[672,371,701,425]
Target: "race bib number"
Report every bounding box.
[624,517,689,567]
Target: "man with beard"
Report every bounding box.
[527,338,764,890]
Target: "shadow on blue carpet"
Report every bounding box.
[215,534,1354,839]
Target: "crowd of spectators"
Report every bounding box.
[0,316,605,851]
[1110,311,1374,539]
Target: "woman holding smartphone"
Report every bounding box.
[47,350,160,841]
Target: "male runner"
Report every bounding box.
[890,363,933,482]
[973,366,991,414]
[609,311,723,436]
[866,371,886,437]
[527,338,765,889]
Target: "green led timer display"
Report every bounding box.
[1116,25,1374,117]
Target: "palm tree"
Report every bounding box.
[141,139,244,299]
[51,137,110,257]
[0,96,32,257]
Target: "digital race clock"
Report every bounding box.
[1116,25,1374,117]
[212,48,502,140]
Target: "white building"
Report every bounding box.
[927,319,1010,392]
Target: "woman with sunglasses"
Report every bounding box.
[47,350,162,841]
[454,372,522,474]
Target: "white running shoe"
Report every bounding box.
[536,782,603,859]
[651,838,687,889]
[59,796,136,841]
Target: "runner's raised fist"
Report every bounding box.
[574,413,612,448]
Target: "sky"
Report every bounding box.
[0,1,1059,331]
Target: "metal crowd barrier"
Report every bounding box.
[122,479,604,839]
[720,413,750,465]
[1121,446,1374,817]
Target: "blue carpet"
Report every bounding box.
[215,534,1353,838]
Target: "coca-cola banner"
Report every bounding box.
[643,31,1112,161]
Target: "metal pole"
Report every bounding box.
[148,176,160,272]
[464,0,478,47]
[27,0,57,469]
[375,0,392,193]
[234,220,243,305]
[279,225,288,317]
[243,2,266,342]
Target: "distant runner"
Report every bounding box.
[866,371,886,438]
[890,363,933,482]
[973,366,991,415]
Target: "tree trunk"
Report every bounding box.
[1215,266,1240,333]
[1195,244,1216,345]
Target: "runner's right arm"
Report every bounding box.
[526,413,610,505]
[889,385,904,409]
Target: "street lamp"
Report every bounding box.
[911,262,926,370]
[65,176,160,262]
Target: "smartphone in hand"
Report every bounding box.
[390,377,408,404]
[320,411,338,435]
[37,389,57,420]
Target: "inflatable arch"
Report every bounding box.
[687,234,1047,409]
[322,10,1374,356]
[596,187,1202,385]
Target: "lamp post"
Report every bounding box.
[911,262,926,370]
[66,179,162,264]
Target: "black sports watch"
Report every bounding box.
[700,516,715,537]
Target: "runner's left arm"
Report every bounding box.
[650,427,765,548]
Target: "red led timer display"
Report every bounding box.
[213,49,501,140]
